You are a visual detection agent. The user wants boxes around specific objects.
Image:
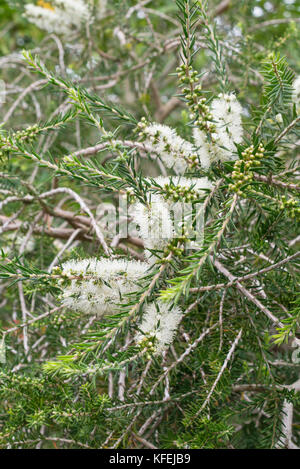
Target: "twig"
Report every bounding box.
[193,329,243,420]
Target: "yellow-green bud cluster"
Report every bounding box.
[51,310,68,326]
[52,266,62,275]
[229,143,265,195]
[52,265,84,287]
[0,373,44,388]
[125,186,136,204]
[0,125,40,158]
[279,195,300,219]
[176,64,198,85]
[138,335,156,357]
[160,239,186,263]
[14,124,39,143]
[162,183,200,202]
[176,64,215,134]
[0,134,12,160]
[136,116,148,136]
[185,152,199,169]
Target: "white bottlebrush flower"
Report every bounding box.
[135,301,184,354]
[24,4,63,35]
[1,233,35,256]
[193,128,217,169]
[211,93,243,152]
[24,0,92,35]
[95,0,107,19]
[292,75,300,113]
[130,194,174,263]
[131,176,213,263]
[194,93,243,167]
[55,0,92,21]
[59,258,149,316]
[153,176,213,251]
[138,122,197,174]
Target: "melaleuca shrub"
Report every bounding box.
[0,0,299,450]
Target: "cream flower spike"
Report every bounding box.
[135,301,184,354]
[194,93,243,168]
[58,258,149,316]
[137,120,198,174]
[24,0,92,35]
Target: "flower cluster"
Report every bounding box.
[130,193,174,263]
[51,86,239,356]
[95,0,107,19]
[56,256,185,354]
[137,93,243,173]
[229,143,265,195]
[24,0,101,35]
[55,176,213,351]
[130,176,213,263]
[57,258,148,316]
[1,233,35,257]
[137,119,198,174]
[135,301,184,354]
[193,93,243,168]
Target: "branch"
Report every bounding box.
[211,257,283,326]
[253,173,300,192]
[192,328,243,420]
